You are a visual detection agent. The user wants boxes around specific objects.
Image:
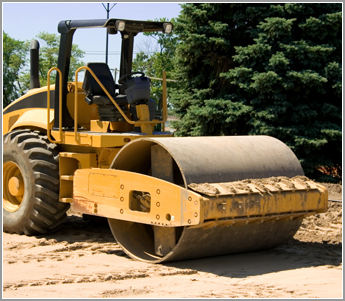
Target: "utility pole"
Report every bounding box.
[102,3,117,64]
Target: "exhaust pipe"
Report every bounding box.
[30,39,40,89]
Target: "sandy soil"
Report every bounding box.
[3,183,342,298]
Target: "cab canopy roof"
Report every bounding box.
[58,18,173,34]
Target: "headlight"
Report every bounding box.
[116,20,126,31]
[163,23,173,34]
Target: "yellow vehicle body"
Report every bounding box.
[3,18,328,263]
[73,168,327,229]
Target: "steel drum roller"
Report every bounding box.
[108,136,305,263]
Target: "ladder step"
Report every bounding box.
[60,198,73,203]
[61,175,74,181]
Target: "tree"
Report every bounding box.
[3,31,85,107]
[170,3,342,182]
[19,32,85,92]
[3,32,28,107]
[132,18,179,115]
[170,3,269,136]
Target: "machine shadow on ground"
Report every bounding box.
[164,240,342,278]
[32,214,342,279]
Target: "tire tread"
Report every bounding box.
[3,129,70,235]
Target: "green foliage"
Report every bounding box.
[3,32,28,107]
[3,31,85,107]
[171,3,342,182]
[19,32,85,91]
[132,18,179,115]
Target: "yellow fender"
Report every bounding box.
[5,108,53,134]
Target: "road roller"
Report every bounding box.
[3,18,328,263]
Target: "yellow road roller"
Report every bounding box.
[3,18,328,263]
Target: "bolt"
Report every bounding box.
[194,201,198,205]
[188,196,192,201]
[120,209,124,214]
[156,202,160,207]
[156,189,160,194]
[94,203,98,208]
[94,209,97,214]
[120,197,124,202]
[156,214,160,220]
[194,212,198,217]
[120,184,124,190]
[188,219,191,224]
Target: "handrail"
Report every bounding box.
[46,66,168,146]
[147,71,169,132]
[74,66,168,145]
[162,70,167,132]
[47,67,63,143]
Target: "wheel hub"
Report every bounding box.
[8,174,24,197]
[3,161,24,212]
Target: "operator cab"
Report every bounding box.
[82,62,153,123]
[54,18,173,129]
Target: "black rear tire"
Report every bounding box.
[3,129,70,235]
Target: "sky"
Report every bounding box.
[2,2,183,77]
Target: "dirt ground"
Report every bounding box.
[2,182,342,298]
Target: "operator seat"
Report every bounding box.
[82,62,127,105]
[82,62,127,121]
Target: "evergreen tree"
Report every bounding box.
[171,3,342,182]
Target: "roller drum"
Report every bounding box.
[108,136,305,263]
[111,136,304,187]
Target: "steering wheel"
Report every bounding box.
[118,72,145,85]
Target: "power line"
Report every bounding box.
[84,51,157,55]
[83,50,157,53]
